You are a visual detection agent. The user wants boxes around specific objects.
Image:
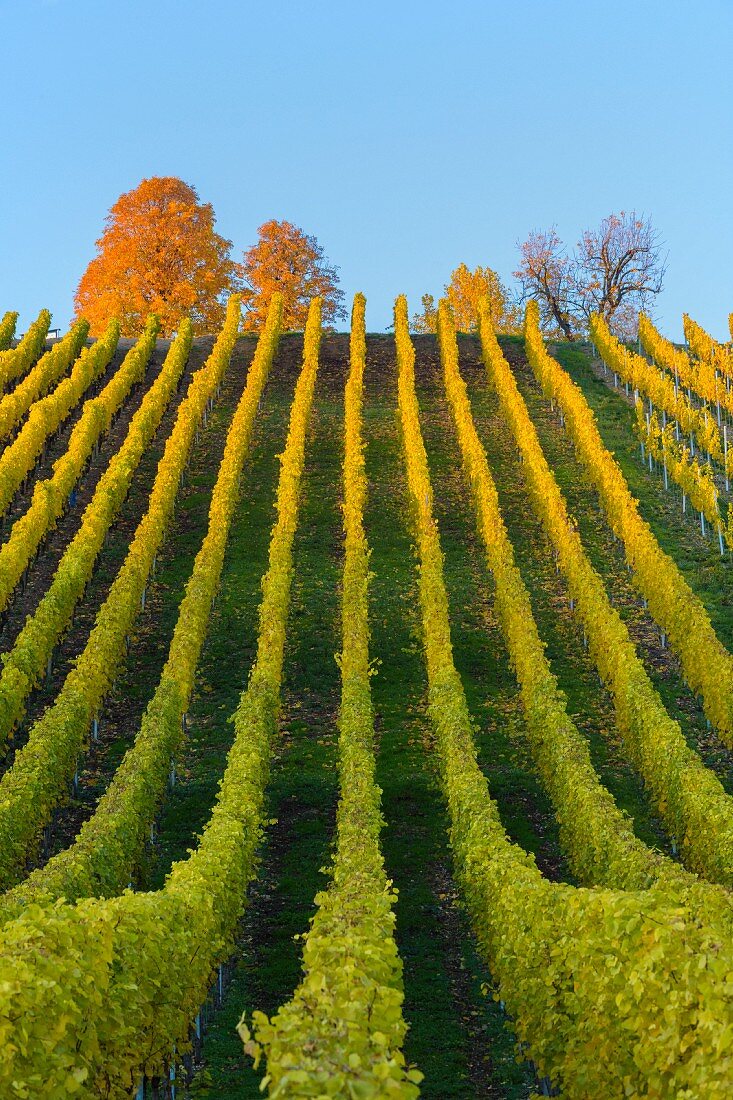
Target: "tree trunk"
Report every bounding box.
[551,302,575,341]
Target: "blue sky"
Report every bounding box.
[1,0,731,338]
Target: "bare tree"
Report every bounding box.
[516,213,666,340]
[514,228,579,340]
[573,211,666,328]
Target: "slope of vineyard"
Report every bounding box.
[2,298,733,1097]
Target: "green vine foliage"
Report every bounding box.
[481,303,733,889]
[394,293,733,1098]
[241,293,421,1097]
[0,298,321,1096]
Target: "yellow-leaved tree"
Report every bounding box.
[412,263,519,333]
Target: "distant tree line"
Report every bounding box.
[75,177,666,341]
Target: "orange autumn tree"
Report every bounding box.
[241,220,345,330]
[412,263,520,334]
[74,177,240,337]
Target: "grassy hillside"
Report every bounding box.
[5,329,733,1096]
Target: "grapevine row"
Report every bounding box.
[394,293,733,1098]
[631,398,728,547]
[0,298,321,1096]
[684,312,733,382]
[0,312,18,355]
[0,298,241,889]
[243,293,420,1097]
[591,311,728,472]
[524,300,733,745]
[487,303,733,888]
[636,312,730,543]
[0,308,49,395]
[0,318,119,518]
[0,295,282,921]
[0,318,89,442]
[639,312,733,422]
[0,316,182,748]
[0,314,160,620]
[436,301,695,894]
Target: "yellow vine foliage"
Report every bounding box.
[0,298,241,888]
[639,313,731,417]
[0,308,45,393]
[0,318,89,443]
[591,312,727,468]
[0,296,283,920]
[485,302,733,889]
[0,315,159,623]
[0,319,119,519]
[436,298,705,895]
[632,400,722,536]
[684,312,733,382]
[525,301,733,743]
[0,311,18,354]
